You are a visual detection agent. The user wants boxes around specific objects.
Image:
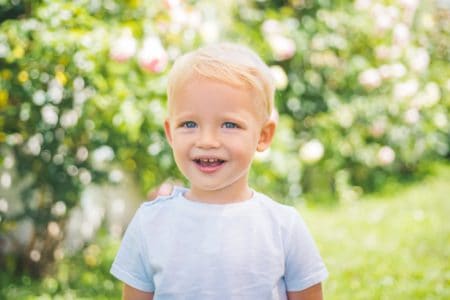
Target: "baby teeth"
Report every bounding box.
[200,158,217,162]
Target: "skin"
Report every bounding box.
[123,284,153,300]
[164,75,276,204]
[126,75,324,299]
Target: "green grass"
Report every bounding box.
[2,164,449,299]
[299,164,450,299]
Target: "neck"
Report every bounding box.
[186,184,253,204]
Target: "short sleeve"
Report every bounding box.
[110,207,155,292]
[284,208,328,291]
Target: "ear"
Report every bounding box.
[256,119,276,152]
[164,119,173,147]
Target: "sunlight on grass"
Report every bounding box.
[300,164,450,299]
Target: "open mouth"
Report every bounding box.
[193,158,225,168]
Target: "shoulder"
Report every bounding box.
[254,191,299,216]
[136,186,187,216]
[253,191,301,226]
[142,186,187,206]
[125,186,188,234]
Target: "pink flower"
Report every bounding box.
[377,146,395,166]
[268,35,296,61]
[137,37,168,73]
[370,119,386,138]
[358,68,382,90]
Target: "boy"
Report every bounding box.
[110,43,328,300]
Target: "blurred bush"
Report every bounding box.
[0,0,206,277]
[0,0,448,281]
[235,0,450,202]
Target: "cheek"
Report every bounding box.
[170,138,188,155]
[229,139,258,158]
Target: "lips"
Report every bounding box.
[193,157,225,173]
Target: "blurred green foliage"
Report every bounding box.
[0,0,448,289]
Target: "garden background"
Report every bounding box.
[0,0,449,299]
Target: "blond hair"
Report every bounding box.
[167,43,275,120]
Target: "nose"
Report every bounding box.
[195,127,220,149]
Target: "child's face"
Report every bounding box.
[164,75,275,201]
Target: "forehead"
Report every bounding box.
[169,75,266,120]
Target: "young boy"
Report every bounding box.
[110,43,328,300]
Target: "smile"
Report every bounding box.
[193,158,226,173]
[194,158,225,166]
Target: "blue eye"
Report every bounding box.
[223,122,238,129]
[182,121,197,128]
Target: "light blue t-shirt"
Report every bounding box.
[110,187,328,300]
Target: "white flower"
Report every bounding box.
[32,90,46,106]
[377,146,395,166]
[109,169,124,183]
[47,79,63,104]
[370,119,387,138]
[423,82,441,107]
[0,172,12,189]
[0,43,10,58]
[393,79,419,100]
[375,45,401,61]
[51,201,67,217]
[92,145,114,163]
[164,0,182,9]
[73,77,85,91]
[76,146,89,162]
[408,47,430,73]
[25,133,43,156]
[411,82,440,108]
[147,142,163,156]
[261,19,282,35]
[79,168,92,185]
[268,35,296,61]
[60,109,79,128]
[378,63,406,79]
[375,11,394,31]
[375,45,389,60]
[270,65,288,90]
[390,63,407,78]
[0,198,8,213]
[393,23,410,46]
[41,105,59,125]
[3,155,14,169]
[398,0,419,11]
[336,107,354,128]
[137,36,168,73]
[404,108,420,124]
[354,0,372,10]
[110,29,137,62]
[358,68,382,89]
[373,4,398,31]
[299,140,325,164]
[47,222,61,238]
